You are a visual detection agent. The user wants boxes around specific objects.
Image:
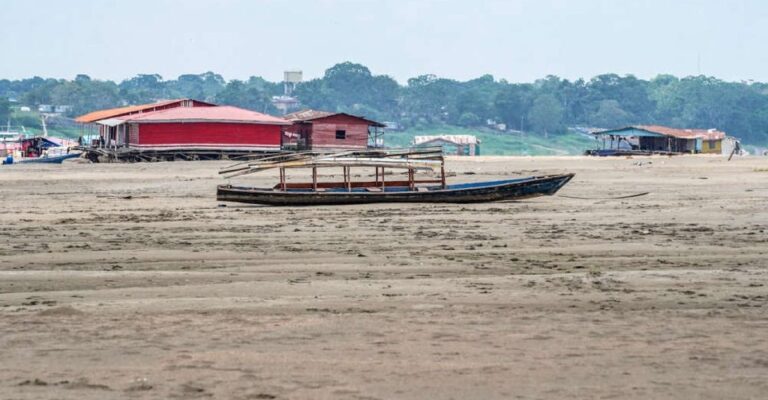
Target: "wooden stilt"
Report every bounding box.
[408,168,414,190]
[381,167,385,191]
[279,167,286,191]
[312,167,318,190]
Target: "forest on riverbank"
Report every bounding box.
[2,61,768,145]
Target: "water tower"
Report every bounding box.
[283,70,302,96]
[272,70,303,115]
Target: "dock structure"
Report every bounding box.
[78,146,287,163]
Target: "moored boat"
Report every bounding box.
[216,148,574,206]
[2,136,81,165]
[11,152,81,164]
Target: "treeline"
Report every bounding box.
[2,61,768,144]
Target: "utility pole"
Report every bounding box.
[41,115,48,137]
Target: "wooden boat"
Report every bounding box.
[12,152,81,164]
[217,148,574,206]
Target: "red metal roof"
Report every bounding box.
[284,109,386,127]
[284,109,335,121]
[75,99,215,123]
[119,106,290,125]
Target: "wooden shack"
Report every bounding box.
[412,135,480,156]
[283,109,385,151]
[592,125,726,154]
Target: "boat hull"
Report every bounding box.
[12,153,81,164]
[217,174,574,206]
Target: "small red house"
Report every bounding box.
[111,106,290,151]
[283,109,385,150]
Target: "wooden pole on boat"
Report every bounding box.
[346,166,352,192]
[408,168,414,191]
[279,167,286,191]
[375,166,379,185]
[381,167,385,190]
[440,161,446,189]
[312,167,318,190]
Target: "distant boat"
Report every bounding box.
[2,136,81,165]
[10,152,81,164]
[216,148,574,206]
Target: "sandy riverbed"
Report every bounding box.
[1,155,767,399]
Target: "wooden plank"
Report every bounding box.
[275,180,441,190]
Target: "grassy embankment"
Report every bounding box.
[6,111,81,138]
[385,126,597,156]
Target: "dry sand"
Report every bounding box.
[0,155,767,399]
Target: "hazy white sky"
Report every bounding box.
[2,0,767,83]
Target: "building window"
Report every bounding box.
[707,140,716,150]
[335,130,346,140]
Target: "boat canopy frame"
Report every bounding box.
[219,147,447,192]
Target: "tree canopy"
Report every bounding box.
[2,63,768,144]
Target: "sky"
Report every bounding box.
[2,0,768,84]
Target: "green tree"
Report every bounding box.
[402,74,461,126]
[589,99,633,128]
[494,84,532,130]
[119,74,166,104]
[168,72,225,101]
[458,112,481,127]
[293,62,400,121]
[0,97,9,122]
[49,77,121,116]
[528,94,564,137]
[20,78,59,107]
[215,80,277,114]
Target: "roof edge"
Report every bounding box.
[125,119,291,126]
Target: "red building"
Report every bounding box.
[76,99,215,144]
[107,106,290,151]
[283,109,385,150]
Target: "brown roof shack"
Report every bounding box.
[283,109,385,150]
[594,125,727,154]
[631,125,725,141]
